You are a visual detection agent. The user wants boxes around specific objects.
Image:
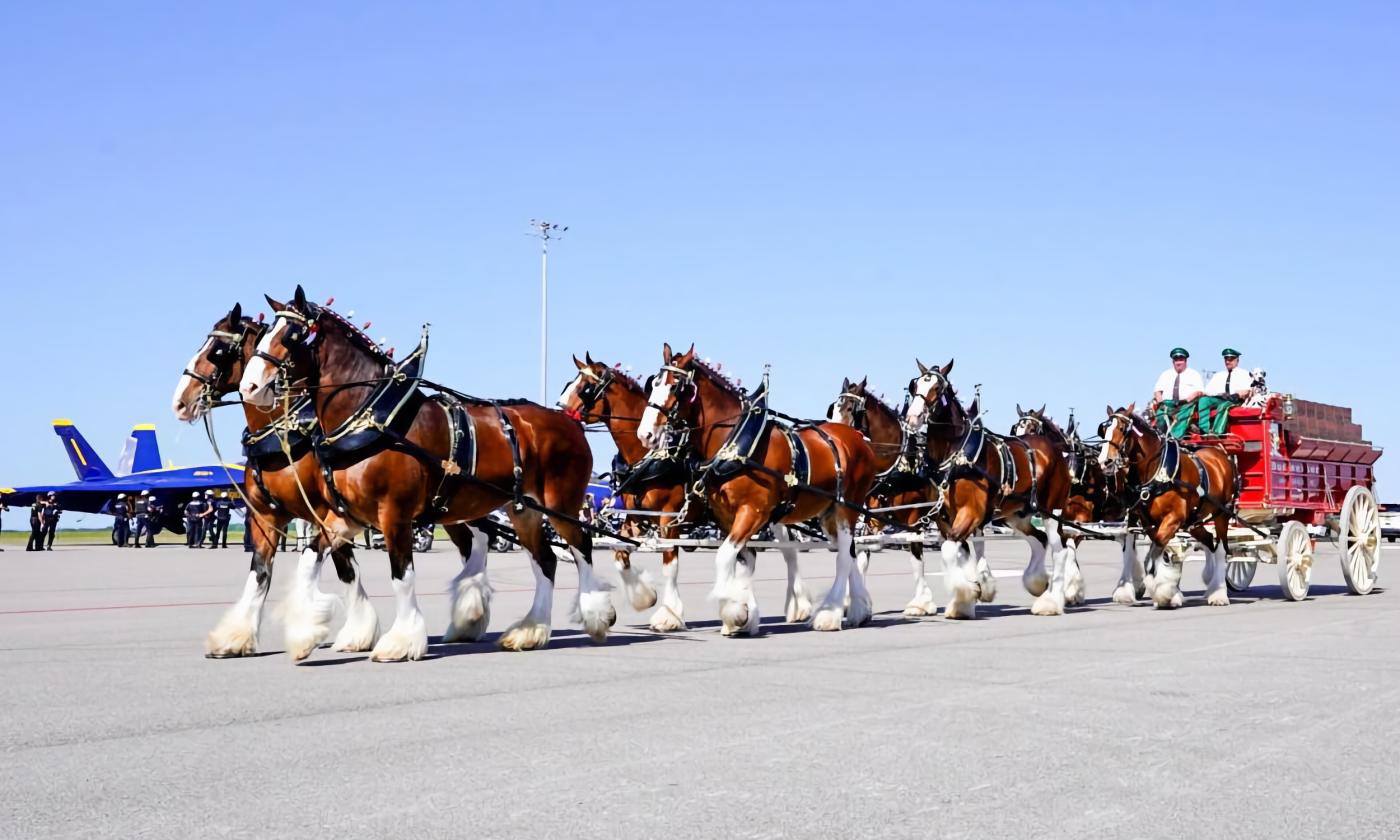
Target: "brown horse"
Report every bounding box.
[1098,404,1238,609]
[239,286,611,660]
[171,303,382,660]
[827,377,942,616]
[637,345,876,634]
[559,354,815,629]
[904,360,1072,618]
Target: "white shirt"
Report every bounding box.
[1153,367,1204,401]
[1207,366,1251,397]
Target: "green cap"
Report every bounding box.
[1169,347,1189,360]
[1221,348,1241,358]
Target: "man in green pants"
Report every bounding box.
[1199,348,1251,434]
[1151,347,1204,438]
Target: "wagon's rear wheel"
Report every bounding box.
[1277,520,1312,601]
[1225,555,1258,592]
[1338,486,1380,595]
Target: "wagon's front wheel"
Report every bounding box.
[1225,555,1258,592]
[1277,520,1313,601]
[1339,486,1381,595]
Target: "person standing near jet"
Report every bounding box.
[41,493,61,550]
[112,494,130,547]
[0,499,7,552]
[26,497,46,551]
[132,490,151,548]
[143,494,161,547]
[208,492,233,548]
[184,492,206,548]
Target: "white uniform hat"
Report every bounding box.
[117,493,126,500]
[141,490,150,496]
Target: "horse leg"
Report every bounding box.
[614,547,658,612]
[369,522,428,662]
[842,521,874,628]
[812,510,860,630]
[940,539,979,620]
[1017,518,1050,597]
[1112,534,1144,604]
[550,515,615,644]
[775,525,813,623]
[972,530,997,602]
[1148,536,1184,610]
[205,514,282,657]
[648,547,687,632]
[442,522,493,643]
[284,531,344,661]
[904,541,939,617]
[1062,537,1086,606]
[1194,522,1230,607]
[715,507,764,637]
[498,508,556,651]
[1030,521,1068,617]
[329,541,381,652]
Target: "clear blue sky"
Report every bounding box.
[2,2,1397,514]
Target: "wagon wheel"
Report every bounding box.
[1338,486,1381,595]
[1276,520,1312,601]
[1225,553,1258,592]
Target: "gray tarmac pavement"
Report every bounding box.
[3,537,1398,839]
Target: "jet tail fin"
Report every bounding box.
[121,425,162,474]
[52,420,114,481]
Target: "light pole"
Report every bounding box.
[527,219,567,403]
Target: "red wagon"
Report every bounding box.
[1184,394,1382,599]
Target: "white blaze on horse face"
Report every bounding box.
[905,375,937,427]
[556,373,583,410]
[172,338,214,422]
[637,374,673,450]
[1098,418,1120,469]
[240,319,286,405]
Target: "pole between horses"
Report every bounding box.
[528,219,567,403]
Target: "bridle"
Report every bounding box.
[1012,413,1044,437]
[254,307,317,371]
[184,319,267,408]
[562,365,616,423]
[644,364,697,430]
[904,370,951,433]
[1097,412,1141,475]
[827,390,868,431]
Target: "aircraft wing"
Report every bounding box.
[2,465,245,535]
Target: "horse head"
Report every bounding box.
[904,358,955,430]
[637,342,698,451]
[239,285,324,406]
[172,302,267,421]
[1097,403,1148,475]
[827,376,869,430]
[558,352,630,424]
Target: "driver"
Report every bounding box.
[1150,347,1204,438]
[1199,348,1251,434]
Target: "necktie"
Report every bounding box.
[1173,374,1180,402]
[1226,370,1233,393]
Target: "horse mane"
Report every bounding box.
[688,357,744,399]
[312,304,394,366]
[858,385,901,420]
[604,365,646,394]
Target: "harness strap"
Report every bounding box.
[493,403,526,512]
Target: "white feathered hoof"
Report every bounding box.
[943,583,978,620]
[846,594,873,628]
[205,615,258,658]
[1064,575,1085,606]
[648,605,687,633]
[619,568,658,612]
[441,605,490,644]
[1206,590,1230,607]
[904,592,938,617]
[810,606,844,632]
[785,592,813,624]
[1152,584,1184,610]
[1111,583,1139,605]
[719,599,751,636]
[498,618,551,651]
[1142,575,1155,597]
[574,590,615,644]
[1022,571,1049,597]
[283,592,340,662]
[1030,593,1065,617]
[285,624,331,662]
[977,572,998,603]
[369,621,428,662]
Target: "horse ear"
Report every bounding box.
[842,377,851,390]
[585,351,595,366]
[572,354,585,370]
[264,294,284,312]
[227,302,242,328]
[916,358,930,375]
[293,285,307,309]
[662,342,673,363]
[1105,404,1114,415]
[1038,403,1046,416]
[1126,401,1136,414]
[1016,403,1023,415]
[942,359,955,376]
[860,376,867,388]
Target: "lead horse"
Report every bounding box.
[638,345,876,634]
[172,303,381,659]
[1098,404,1238,609]
[239,286,613,660]
[904,360,1073,618]
[559,354,816,630]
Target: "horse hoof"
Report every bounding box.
[648,607,687,633]
[1111,585,1138,606]
[1207,591,1230,607]
[1030,594,1065,617]
[810,607,843,632]
[499,620,551,651]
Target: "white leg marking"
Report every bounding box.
[570,548,616,643]
[443,528,493,643]
[370,566,428,661]
[283,547,341,661]
[499,551,554,651]
[615,552,658,612]
[973,537,998,603]
[718,544,760,636]
[1150,545,1184,609]
[843,528,874,628]
[1112,535,1143,605]
[1031,528,1068,617]
[942,539,978,619]
[811,523,857,631]
[1063,541,1086,606]
[904,550,939,616]
[648,554,687,632]
[776,526,813,623]
[332,571,381,652]
[206,570,268,657]
[1020,525,1049,597]
[1206,543,1231,606]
